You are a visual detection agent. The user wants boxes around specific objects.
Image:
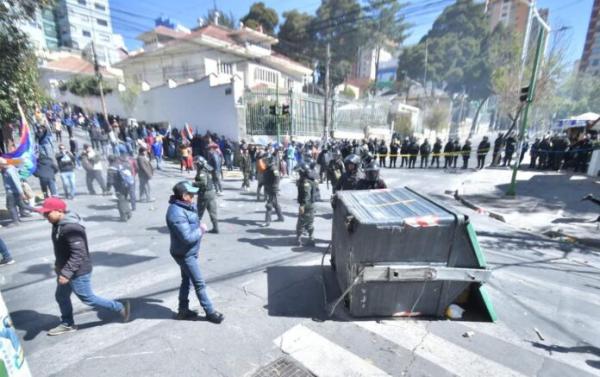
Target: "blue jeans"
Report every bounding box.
[0,238,12,260]
[287,158,295,175]
[155,156,162,170]
[39,178,58,198]
[60,171,76,197]
[172,253,214,315]
[55,272,124,326]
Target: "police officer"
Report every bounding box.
[335,154,363,191]
[240,146,252,191]
[327,149,345,193]
[263,155,284,227]
[477,136,490,169]
[443,139,454,169]
[431,138,442,168]
[357,161,387,190]
[461,140,472,169]
[295,163,317,246]
[419,139,431,168]
[193,156,219,234]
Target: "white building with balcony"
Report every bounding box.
[115,23,313,93]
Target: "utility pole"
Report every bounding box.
[323,41,331,142]
[91,40,110,127]
[423,38,428,90]
[276,75,280,144]
[506,28,546,196]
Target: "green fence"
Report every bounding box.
[243,89,392,137]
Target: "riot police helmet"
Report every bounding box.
[344,154,361,172]
[364,161,380,182]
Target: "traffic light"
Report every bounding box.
[269,105,277,115]
[519,86,530,103]
[282,104,289,115]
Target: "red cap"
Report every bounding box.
[36,197,67,214]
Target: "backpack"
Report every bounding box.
[118,165,134,189]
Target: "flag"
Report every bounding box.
[181,123,193,141]
[1,102,37,178]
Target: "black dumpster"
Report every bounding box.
[331,187,496,321]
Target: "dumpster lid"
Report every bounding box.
[337,188,456,225]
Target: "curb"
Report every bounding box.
[452,190,600,250]
[452,190,506,222]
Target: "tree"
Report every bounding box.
[275,10,314,66]
[363,0,410,91]
[59,76,113,97]
[425,103,450,132]
[397,0,489,97]
[241,2,279,35]
[313,0,366,88]
[340,86,357,98]
[0,0,53,125]
[204,8,236,29]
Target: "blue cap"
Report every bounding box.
[173,181,199,196]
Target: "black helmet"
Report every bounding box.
[295,162,310,176]
[195,156,213,171]
[364,161,380,182]
[306,157,317,169]
[344,154,361,170]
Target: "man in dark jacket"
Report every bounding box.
[443,139,454,168]
[529,138,540,169]
[461,140,472,169]
[492,133,504,166]
[166,181,224,323]
[408,138,419,169]
[431,138,442,168]
[36,197,129,336]
[56,144,76,199]
[400,137,409,168]
[34,154,59,198]
[106,155,133,222]
[136,147,154,203]
[357,161,387,190]
[419,139,431,168]
[80,144,107,195]
[503,134,516,167]
[389,139,399,168]
[378,140,388,168]
[477,136,490,169]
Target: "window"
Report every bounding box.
[99,33,110,42]
[218,61,233,75]
[97,19,108,26]
[82,30,91,37]
[78,0,86,5]
[254,68,277,84]
[94,2,106,11]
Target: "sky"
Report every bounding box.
[110,0,592,65]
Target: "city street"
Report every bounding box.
[2,155,599,377]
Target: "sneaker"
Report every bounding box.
[208,228,219,234]
[276,217,285,222]
[206,311,224,324]
[0,258,15,267]
[47,323,77,336]
[175,309,199,320]
[306,239,316,247]
[120,300,131,322]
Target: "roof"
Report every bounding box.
[42,56,115,77]
[118,24,312,73]
[137,25,189,41]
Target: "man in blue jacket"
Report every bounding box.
[166,181,224,323]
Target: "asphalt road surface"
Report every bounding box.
[1,153,599,377]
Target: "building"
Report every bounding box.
[487,0,530,34]
[115,23,313,92]
[18,7,60,54]
[351,46,394,81]
[580,0,600,75]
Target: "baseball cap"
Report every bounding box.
[36,197,67,214]
[172,181,199,196]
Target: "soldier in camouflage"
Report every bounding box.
[239,146,252,191]
[193,156,219,234]
[295,163,317,246]
[327,149,345,193]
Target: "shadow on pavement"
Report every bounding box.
[238,236,329,251]
[221,217,263,227]
[530,342,600,370]
[83,214,120,222]
[146,226,169,234]
[90,252,157,267]
[265,265,340,321]
[10,310,61,340]
[87,204,114,211]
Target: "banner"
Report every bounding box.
[1,103,37,179]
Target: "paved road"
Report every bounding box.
[1,140,599,376]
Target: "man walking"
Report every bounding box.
[56,144,77,199]
[240,146,252,191]
[166,181,224,323]
[36,197,129,336]
[137,147,154,203]
[295,163,317,247]
[263,155,284,227]
[477,136,490,169]
[80,144,108,195]
[34,154,59,198]
[106,155,133,222]
[1,157,30,225]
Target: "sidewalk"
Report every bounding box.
[454,167,600,249]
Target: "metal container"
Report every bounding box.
[331,187,496,320]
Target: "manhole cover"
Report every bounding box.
[252,356,314,377]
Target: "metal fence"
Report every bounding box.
[243,89,393,138]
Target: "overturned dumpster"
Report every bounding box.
[331,187,496,321]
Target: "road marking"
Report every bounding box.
[274,324,391,377]
[19,226,114,256]
[358,321,528,377]
[91,237,134,251]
